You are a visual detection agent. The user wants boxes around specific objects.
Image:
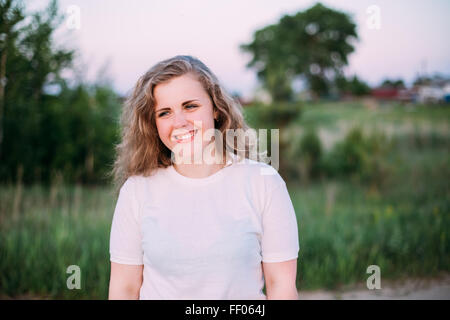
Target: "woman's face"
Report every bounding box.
[153,73,218,162]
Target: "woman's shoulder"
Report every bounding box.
[119,167,171,203]
[230,155,285,189]
[124,167,171,188]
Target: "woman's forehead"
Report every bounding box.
[154,77,209,109]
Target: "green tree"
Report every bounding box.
[0,0,121,185]
[381,79,405,89]
[0,0,24,159]
[335,75,371,96]
[0,0,74,183]
[46,82,121,184]
[240,3,358,100]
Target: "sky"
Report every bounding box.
[27,0,450,99]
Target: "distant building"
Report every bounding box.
[444,84,450,103]
[371,78,450,104]
[371,87,400,100]
[417,86,445,104]
[413,75,450,104]
[397,87,418,103]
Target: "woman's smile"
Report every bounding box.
[171,129,198,143]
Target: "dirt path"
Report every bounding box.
[2,274,449,299]
[298,274,450,300]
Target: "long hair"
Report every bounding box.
[109,55,263,194]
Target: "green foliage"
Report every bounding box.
[322,127,392,187]
[289,127,323,183]
[391,130,450,151]
[380,78,405,89]
[327,127,367,175]
[0,183,115,299]
[251,102,302,128]
[299,128,322,162]
[1,145,448,297]
[0,102,448,298]
[42,83,121,184]
[297,136,450,290]
[240,2,358,99]
[243,102,302,181]
[0,0,121,185]
[335,75,371,96]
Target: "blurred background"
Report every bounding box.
[0,0,448,299]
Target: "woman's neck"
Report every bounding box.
[171,142,230,178]
[173,161,226,179]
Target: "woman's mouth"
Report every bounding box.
[171,129,198,143]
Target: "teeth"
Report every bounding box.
[174,129,197,141]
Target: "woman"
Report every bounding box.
[108,55,299,300]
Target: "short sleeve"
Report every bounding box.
[261,181,300,263]
[109,177,144,265]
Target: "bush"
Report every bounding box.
[323,127,392,187]
[289,128,323,183]
[324,127,366,175]
[390,130,450,151]
[244,102,302,182]
[249,102,302,129]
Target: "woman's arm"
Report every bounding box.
[108,262,144,299]
[262,259,299,300]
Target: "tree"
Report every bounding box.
[0,0,121,185]
[240,3,358,100]
[0,0,24,159]
[335,75,371,96]
[0,0,75,183]
[380,79,405,89]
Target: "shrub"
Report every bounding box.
[244,102,302,182]
[323,127,392,187]
[289,128,323,183]
[249,102,302,129]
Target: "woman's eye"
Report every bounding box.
[157,105,197,118]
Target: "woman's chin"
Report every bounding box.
[171,145,221,165]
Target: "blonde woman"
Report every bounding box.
[108,55,299,300]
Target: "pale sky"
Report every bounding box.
[28,0,450,99]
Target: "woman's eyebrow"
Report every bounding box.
[155,99,199,112]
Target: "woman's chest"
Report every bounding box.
[139,191,262,274]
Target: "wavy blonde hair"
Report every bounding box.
[109,55,262,194]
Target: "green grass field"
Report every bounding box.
[0,101,449,299]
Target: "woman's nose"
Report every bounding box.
[173,111,188,127]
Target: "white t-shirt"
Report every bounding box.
[109,154,300,300]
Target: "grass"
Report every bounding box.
[290,153,449,290]
[1,101,449,299]
[296,101,450,127]
[0,185,115,299]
